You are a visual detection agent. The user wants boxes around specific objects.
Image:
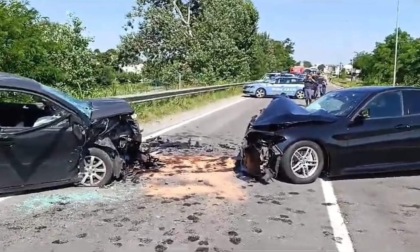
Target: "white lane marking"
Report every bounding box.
[0,97,248,204]
[320,179,355,252]
[142,98,247,140]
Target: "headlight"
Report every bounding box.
[131,113,138,120]
[245,85,254,88]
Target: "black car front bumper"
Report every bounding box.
[238,116,284,183]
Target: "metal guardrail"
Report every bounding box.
[112,82,254,104]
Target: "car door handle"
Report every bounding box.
[395,124,411,129]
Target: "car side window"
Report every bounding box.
[277,79,286,84]
[280,79,290,84]
[365,91,403,119]
[0,89,69,128]
[402,90,420,115]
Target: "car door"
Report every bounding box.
[273,78,292,95]
[283,78,302,96]
[338,90,410,171]
[400,90,420,163]
[0,90,83,191]
[268,78,283,95]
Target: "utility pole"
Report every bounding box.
[393,0,400,86]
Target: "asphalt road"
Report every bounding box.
[1,86,420,252]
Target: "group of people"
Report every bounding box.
[303,73,328,106]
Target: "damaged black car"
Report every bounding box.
[240,86,420,184]
[0,73,145,193]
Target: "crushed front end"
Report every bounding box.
[85,113,157,180]
[238,113,285,183]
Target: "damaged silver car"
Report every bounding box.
[0,73,146,193]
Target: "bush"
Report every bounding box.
[95,66,116,86]
[116,72,142,84]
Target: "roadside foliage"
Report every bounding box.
[0,0,296,98]
[119,0,296,86]
[353,29,420,86]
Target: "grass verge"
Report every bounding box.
[132,86,242,122]
[77,81,250,99]
[332,77,363,88]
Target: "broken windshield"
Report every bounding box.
[41,85,92,118]
[306,90,369,117]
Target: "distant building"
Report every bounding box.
[120,64,143,73]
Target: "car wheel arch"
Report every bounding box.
[255,88,266,98]
[90,138,120,172]
[278,139,329,184]
[80,147,114,187]
[280,138,330,172]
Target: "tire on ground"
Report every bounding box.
[295,90,305,99]
[255,88,266,98]
[279,140,324,184]
[82,147,114,187]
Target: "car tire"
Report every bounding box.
[279,140,324,184]
[255,88,266,98]
[295,90,305,99]
[80,147,114,187]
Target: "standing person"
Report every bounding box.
[317,74,327,96]
[303,74,316,106]
[313,74,321,98]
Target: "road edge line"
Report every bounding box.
[320,179,355,252]
[143,97,247,140]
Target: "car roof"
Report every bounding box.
[0,72,43,92]
[345,86,420,92]
[335,85,420,95]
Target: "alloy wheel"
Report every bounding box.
[290,146,319,179]
[81,155,107,186]
[296,90,305,99]
[255,89,265,98]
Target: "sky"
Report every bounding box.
[29,0,420,65]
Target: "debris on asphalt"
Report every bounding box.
[20,192,115,213]
[188,235,200,242]
[51,239,68,244]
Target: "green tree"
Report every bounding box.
[0,0,57,81]
[0,0,98,96]
[303,61,312,68]
[352,51,374,80]
[42,14,97,95]
[354,29,420,86]
[120,0,295,85]
[317,64,325,72]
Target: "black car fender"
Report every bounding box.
[92,137,124,177]
[281,137,331,171]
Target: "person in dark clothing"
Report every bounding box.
[303,74,316,106]
[319,77,327,96]
[312,75,320,98]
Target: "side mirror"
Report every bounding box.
[357,108,370,119]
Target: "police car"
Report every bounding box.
[242,77,305,99]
